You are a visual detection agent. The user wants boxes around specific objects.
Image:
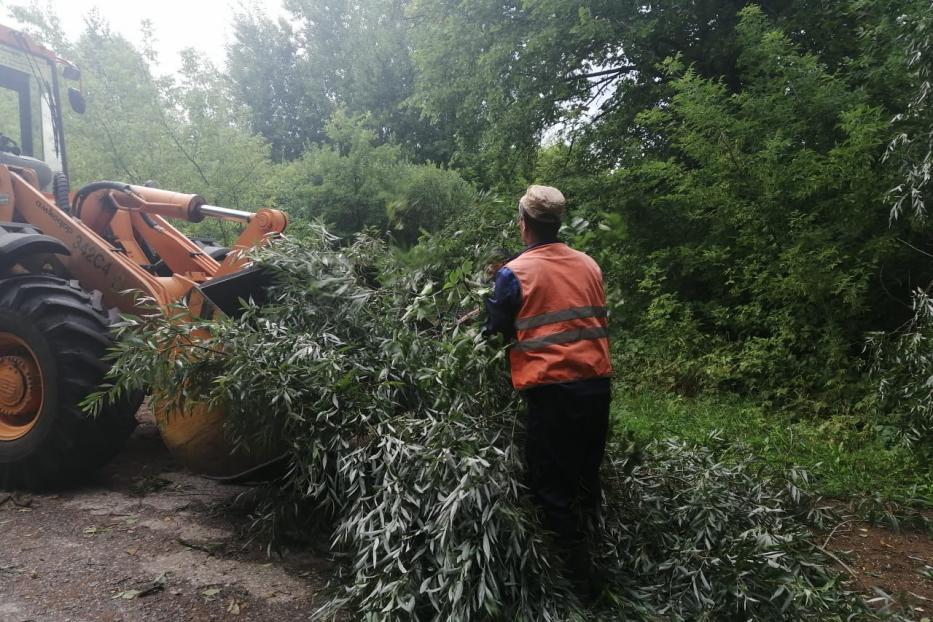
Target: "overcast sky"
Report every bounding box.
[2,0,284,75]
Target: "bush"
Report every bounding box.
[386,164,476,246]
[266,112,474,242]
[90,224,878,620]
[868,289,933,450]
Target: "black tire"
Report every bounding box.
[0,275,142,489]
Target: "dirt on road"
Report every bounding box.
[0,417,332,622]
[825,515,933,618]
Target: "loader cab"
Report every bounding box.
[0,24,84,190]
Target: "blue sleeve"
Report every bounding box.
[484,267,521,340]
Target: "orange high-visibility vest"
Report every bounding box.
[505,243,612,390]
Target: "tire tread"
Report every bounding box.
[0,274,142,489]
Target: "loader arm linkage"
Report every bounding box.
[0,164,287,316]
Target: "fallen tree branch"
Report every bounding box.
[816,544,858,578]
[177,537,224,556]
[822,519,852,548]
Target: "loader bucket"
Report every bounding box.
[195,265,273,319]
[154,400,285,481]
[152,266,286,481]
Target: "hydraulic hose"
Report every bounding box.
[71,180,136,218]
[52,172,70,213]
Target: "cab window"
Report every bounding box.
[0,65,30,156]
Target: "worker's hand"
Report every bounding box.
[455,308,481,325]
[484,261,505,280]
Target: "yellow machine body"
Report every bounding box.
[0,24,287,482]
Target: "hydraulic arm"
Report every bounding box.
[0,168,287,314]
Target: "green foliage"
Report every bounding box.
[602,439,848,620]
[408,0,623,183]
[228,8,332,162]
[267,112,474,241]
[92,226,873,620]
[405,0,905,185]
[868,289,933,451]
[865,2,933,452]
[230,0,452,164]
[266,113,406,235]
[386,163,477,247]
[615,391,933,506]
[885,0,933,222]
[591,8,930,407]
[393,190,516,277]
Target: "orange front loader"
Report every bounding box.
[0,24,287,488]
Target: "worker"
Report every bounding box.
[484,185,612,601]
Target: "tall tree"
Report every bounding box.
[228,0,453,164]
[587,6,930,404]
[407,0,915,185]
[228,10,331,162]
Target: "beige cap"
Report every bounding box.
[518,185,565,223]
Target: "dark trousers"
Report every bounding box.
[523,384,611,545]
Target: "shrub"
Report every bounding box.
[386,164,476,246]
[266,112,474,242]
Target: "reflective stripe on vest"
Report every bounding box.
[514,305,608,331]
[505,243,612,390]
[513,325,609,352]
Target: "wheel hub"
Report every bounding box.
[0,333,43,440]
[0,355,40,417]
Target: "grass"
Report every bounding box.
[612,389,933,507]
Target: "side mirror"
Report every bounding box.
[62,65,81,81]
[68,87,86,114]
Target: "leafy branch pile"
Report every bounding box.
[866,2,933,452]
[868,288,933,450]
[97,226,871,620]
